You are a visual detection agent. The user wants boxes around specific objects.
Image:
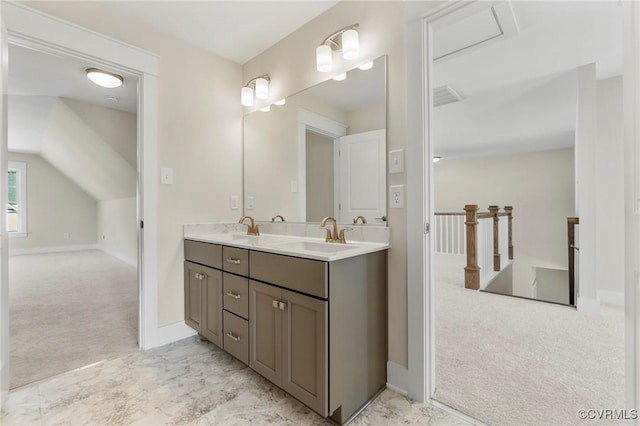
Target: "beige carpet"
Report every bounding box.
[434,254,625,426]
[9,250,139,389]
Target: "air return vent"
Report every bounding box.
[434,85,462,107]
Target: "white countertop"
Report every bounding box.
[184,232,389,262]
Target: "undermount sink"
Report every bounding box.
[273,240,361,253]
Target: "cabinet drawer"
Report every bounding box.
[223,311,249,365]
[184,240,222,269]
[223,273,249,319]
[223,246,249,276]
[250,251,327,299]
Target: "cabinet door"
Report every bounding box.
[249,280,282,387]
[200,266,223,347]
[184,261,202,332]
[281,289,328,416]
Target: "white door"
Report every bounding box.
[0,1,9,406]
[335,129,386,224]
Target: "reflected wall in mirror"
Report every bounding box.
[243,56,387,225]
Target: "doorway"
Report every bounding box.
[7,44,140,388]
[407,1,631,424]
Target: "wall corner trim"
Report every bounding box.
[577,296,601,313]
[386,361,410,396]
[597,290,625,306]
[147,321,196,350]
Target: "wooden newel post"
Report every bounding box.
[504,206,514,260]
[464,204,480,290]
[489,205,500,271]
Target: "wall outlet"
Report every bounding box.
[389,149,404,174]
[390,185,404,209]
[63,233,70,239]
[247,196,255,210]
[160,167,173,185]
[230,195,239,210]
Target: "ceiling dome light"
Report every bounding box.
[316,45,332,72]
[341,29,359,60]
[86,68,123,88]
[241,86,254,107]
[274,98,286,106]
[333,73,347,81]
[358,60,374,71]
[255,77,269,100]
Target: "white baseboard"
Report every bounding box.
[9,244,98,256]
[597,290,625,306]
[386,361,409,396]
[577,296,601,313]
[147,321,196,350]
[98,246,137,268]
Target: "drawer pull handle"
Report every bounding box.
[226,291,241,299]
[226,258,241,265]
[226,332,241,342]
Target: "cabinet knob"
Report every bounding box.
[226,258,241,265]
[226,332,241,342]
[272,300,279,309]
[226,291,241,300]
[278,301,287,311]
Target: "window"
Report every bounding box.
[8,161,27,237]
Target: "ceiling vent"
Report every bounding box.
[434,85,462,107]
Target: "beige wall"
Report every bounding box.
[8,152,97,251]
[596,76,624,295]
[98,197,137,267]
[25,2,244,326]
[347,103,385,135]
[434,148,575,297]
[306,131,334,222]
[62,98,137,168]
[243,1,407,366]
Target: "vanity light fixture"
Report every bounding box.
[274,98,286,106]
[85,68,123,88]
[433,157,442,162]
[316,24,359,72]
[333,73,347,82]
[240,75,270,107]
[358,60,374,71]
[260,105,271,112]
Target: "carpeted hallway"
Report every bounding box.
[9,250,139,389]
[434,254,625,425]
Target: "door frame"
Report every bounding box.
[1,1,161,398]
[405,0,640,417]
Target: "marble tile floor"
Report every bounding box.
[2,337,470,426]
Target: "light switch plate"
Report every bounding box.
[247,196,255,210]
[390,185,404,209]
[389,150,404,174]
[291,180,298,193]
[230,195,239,210]
[160,168,173,185]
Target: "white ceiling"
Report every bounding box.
[8,44,138,113]
[103,1,340,65]
[433,0,623,159]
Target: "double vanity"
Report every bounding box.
[183,221,389,424]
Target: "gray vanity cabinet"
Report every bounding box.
[249,279,327,416]
[184,261,223,347]
[184,261,203,331]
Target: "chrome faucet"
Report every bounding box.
[320,216,352,243]
[353,215,367,224]
[239,215,260,236]
[271,214,285,222]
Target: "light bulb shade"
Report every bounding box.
[342,29,359,60]
[333,73,347,81]
[274,98,286,106]
[260,105,271,112]
[86,68,123,88]
[241,86,254,107]
[358,60,374,70]
[255,77,269,100]
[316,44,332,72]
